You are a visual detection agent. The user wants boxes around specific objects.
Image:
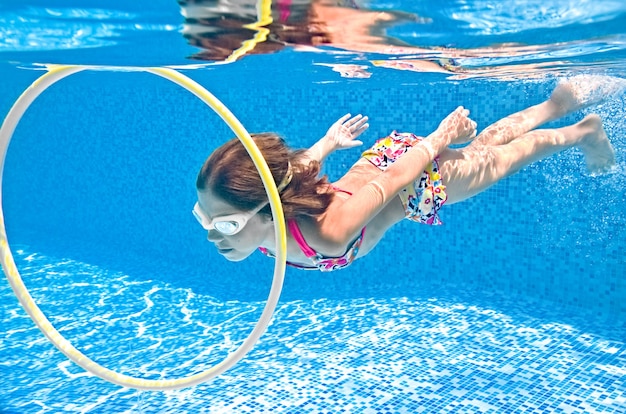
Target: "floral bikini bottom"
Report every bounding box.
[362,131,447,225]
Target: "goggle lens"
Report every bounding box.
[214,220,240,235]
[193,203,246,235]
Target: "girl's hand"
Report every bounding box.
[324,114,369,150]
[437,106,477,145]
[306,114,369,163]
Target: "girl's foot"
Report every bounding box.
[577,114,616,175]
[550,75,626,117]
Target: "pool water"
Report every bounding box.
[1,0,625,413]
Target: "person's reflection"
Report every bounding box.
[178,0,426,63]
[178,0,575,79]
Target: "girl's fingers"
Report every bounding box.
[345,114,363,127]
[352,123,369,138]
[349,115,368,131]
[336,114,352,125]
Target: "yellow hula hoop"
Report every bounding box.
[0,65,288,390]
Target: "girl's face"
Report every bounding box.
[195,188,272,262]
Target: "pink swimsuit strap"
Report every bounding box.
[288,185,352,258]
[287,220,317,258]
[259,185,365,272]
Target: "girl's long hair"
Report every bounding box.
[196,133,333,219]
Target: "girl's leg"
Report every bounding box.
[470,76,611,147]
[469,99,563,147]
[440,114,615,204]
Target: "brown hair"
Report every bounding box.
[196,133,333,219]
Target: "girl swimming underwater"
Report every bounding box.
[193,77,617,271]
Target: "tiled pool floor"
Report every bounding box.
[1,250,624,413]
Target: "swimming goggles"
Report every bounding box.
[192,201,268,236]
[193,162,294,235]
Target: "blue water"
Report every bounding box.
[1,0,625,413]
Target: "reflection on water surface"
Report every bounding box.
[179,0,626,78]
[0,0,624,78]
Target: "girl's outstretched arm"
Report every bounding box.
[322,106,477,244]
[304,114,369,163]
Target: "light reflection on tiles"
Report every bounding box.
[1,251,624,413]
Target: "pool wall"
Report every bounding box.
[1,59,625,321]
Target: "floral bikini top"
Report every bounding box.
[258,187,366,272]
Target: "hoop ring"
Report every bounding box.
[0,65,288,390]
